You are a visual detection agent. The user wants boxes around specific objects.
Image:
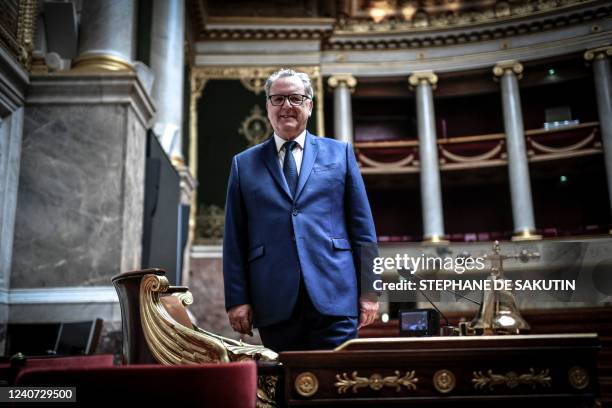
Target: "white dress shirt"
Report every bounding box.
[273,131,305,175]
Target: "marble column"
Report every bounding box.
[328,74,357,143]
[73,0,135,71]
[409,71,446,242]
[150,0,185,162]
[493,60,540,241]
[585,46,612,226]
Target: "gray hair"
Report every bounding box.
[264,69,314,100]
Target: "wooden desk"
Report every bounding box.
[280,334,600,407]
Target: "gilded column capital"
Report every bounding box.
[327,74,357,91]
[493,60,523,80]
[408,71,438,90]
[584,45,612,61]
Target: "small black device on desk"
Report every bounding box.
[399,309,440,337]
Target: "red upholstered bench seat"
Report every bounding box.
[16,361,257,407]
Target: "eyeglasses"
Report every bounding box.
[268,94,310,107]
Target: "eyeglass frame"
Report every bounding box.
[267,94,311,107]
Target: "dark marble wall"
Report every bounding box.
[11,103,145,287]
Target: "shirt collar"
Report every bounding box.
[274,130,306,153]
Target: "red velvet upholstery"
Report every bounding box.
[16,361,257,407]
[17,354,115,371]
[8,354,114,386]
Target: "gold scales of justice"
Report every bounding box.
[468,240,541,335]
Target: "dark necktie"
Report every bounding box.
[283,141,298,198]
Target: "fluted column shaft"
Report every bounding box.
[328,75,356,143]
[494,61,538,240]
[409,71,445,242]
[74,0,135,71]
[585,47,612,218]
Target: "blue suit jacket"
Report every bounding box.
[223,132,377,328]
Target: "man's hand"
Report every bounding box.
[228,304,253,337]
[358,294,379,329]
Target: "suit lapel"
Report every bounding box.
[294,131,318,201]
[261,136,292,201]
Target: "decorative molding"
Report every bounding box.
[191,245,223,258]
[26,74,156,127]
[433,369,456,394]
[568,366,590,390]
[493,60,524,79]
[71,53,134,73]
[239,105,272,146]
[295,372,319,397]
[201,28,328,42]
[472,368,551,390]
[0,0,37,69]
[326,1,611,50]
[0,286,118,305]
[584,45,612,61]
[334,370,418,394]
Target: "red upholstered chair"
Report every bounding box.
[16,361,257,407]
[8,354,115,386]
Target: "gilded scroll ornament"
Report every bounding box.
[139,274,279,407]
[472,368,551,390]
[295,372,319,397]
[335,370,418,394]
[433,369,456,394]
[568,366,589,390]
[239,105,273,146]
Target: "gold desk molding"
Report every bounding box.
[280,334,599,406]
[334,370,418,394]
[472,368,552,391]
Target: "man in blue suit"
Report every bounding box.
[223,69,379,352]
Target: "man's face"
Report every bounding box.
[266,76,313,140]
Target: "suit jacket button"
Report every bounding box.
[291,236,296,241]
[292,209,299,216]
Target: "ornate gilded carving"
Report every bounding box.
[239,105,273,146]
[335,0,593,34]
[408,71,438,89]
[258,375,278,407]
[239,68,270,95]
[171,291,194,307]
[568,366,590,390]
[334,370,418,394]
[295,372,319,397]
[195,204,225,243]
[327,74,357,91]
[584,45,612,61]
[0,0,37,69]
[472,368,551,390]
[139,273,279,407]
[433,369,456,394]
[493,60,524,79]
